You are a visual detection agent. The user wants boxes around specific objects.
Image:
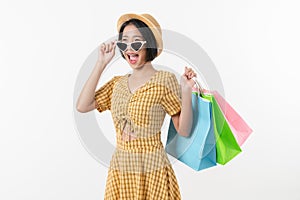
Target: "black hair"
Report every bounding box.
[118,18,158,62]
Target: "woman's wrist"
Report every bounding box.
[181,84,192,93]
[96,60,107,69]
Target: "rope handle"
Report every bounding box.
[191,77,205,96]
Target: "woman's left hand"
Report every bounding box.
[180,66,197,90]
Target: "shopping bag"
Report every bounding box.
[209,90,252,146]
[165,81,216,171]
[202,93,242,165]
[192,87,253,146]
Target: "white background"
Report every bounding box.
[1,0,300,199]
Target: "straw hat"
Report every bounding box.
[117,13,163,57]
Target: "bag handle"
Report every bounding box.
[192,77,205,96]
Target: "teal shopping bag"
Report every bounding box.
[165,87,216,171]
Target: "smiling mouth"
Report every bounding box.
[127,53,139,64]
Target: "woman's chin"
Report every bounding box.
[126,60,142,68]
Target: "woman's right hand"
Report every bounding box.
[97,41,116,67]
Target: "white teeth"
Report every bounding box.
[127,54,138,61]
[127,54,138,59]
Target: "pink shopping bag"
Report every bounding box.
[192,87,252,146]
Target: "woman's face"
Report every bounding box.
[121,24,148,68]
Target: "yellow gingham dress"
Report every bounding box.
[94,70,182,200]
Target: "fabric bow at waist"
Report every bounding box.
[115,114,136,139]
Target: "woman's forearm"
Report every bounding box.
[76,61,106,113]
[178,87,193,137]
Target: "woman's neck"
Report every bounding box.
[130,62,157,78]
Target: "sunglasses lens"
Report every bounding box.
[131,42,143,51]
[116,42,127,51]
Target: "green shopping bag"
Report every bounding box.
[202,93,242,165]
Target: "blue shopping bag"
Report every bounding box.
[165,87,216,171]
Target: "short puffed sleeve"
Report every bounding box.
[161,73,182,116]
[94,75,122,113]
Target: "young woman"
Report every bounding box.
[76,13,197,200]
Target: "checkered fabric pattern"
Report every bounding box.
[95,70,182,199]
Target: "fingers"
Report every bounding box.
[100,42,106,53]
[100,41,116,53]
[105,41,112,53]
[112,40,117,50]
[184,66,197,79]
